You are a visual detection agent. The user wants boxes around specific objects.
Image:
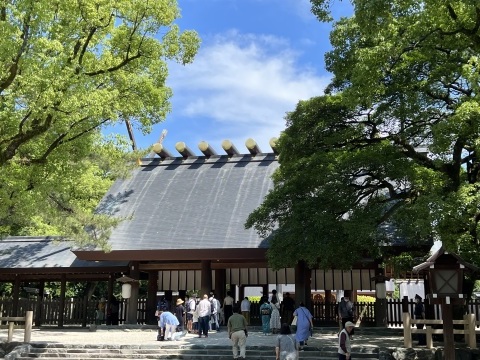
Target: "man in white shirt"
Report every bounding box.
[223,291,235,324]
[240,297,251,325]
[197,294,211,338]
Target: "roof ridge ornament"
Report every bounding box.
[245,138,262,156]
[152,143,173,159]
[198,141,217,157]
[175,142,196,158]
[269,137,279,154]
[221,140,239,156]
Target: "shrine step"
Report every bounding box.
[11,344,379,359]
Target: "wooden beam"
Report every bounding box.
[139,261,268,271]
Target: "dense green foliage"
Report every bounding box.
[247,1,480,269]
[0,0,200,247]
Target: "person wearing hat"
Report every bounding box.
[414,294,426,345]
[338,321,355,359]
[174,298,186,332]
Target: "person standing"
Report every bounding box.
[95,297,106,325]
[186,295,196,333]
[197,294,211,338]
[338,296,355,336]
[106,297,119,326]
[240,297,251,325]
[282,292,295,325]
[270,302,281,334]
[174,298,185,332]
[227,304,248,360]
[260,297,273,335]
[209,294,220,331]
[414,294,426,345]
[158,310,179,341]
[293,302,313,351]
[275,323,298,360]
[192,297,200,334]
[338,321,355,359]
[223,291,235,324]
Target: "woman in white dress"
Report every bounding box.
[270,301,281,334]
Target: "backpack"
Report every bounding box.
[186,299,192,312]
[210,298,217,313]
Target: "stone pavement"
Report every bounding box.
[2,325,408,350]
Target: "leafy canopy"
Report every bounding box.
[246,0,480,269]
[0,0,200,248]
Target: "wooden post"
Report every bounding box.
[465,313,476,348]
[81,293,88,327]
[403,312,412,348]
[426,326,433,349]
[59,274,66,328]
[24,310,33,343]
[200,260,212,298]
[215,269,226,302]
[7,322,14,342]
[441,298,455,359]
[146,271,158,325]
[35,281,44,327]
[12,277,20,317]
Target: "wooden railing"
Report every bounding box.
[403,312,478,349]
[0,297,477,328]
[0,311,33,342]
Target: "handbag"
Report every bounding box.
[291,316,297,326]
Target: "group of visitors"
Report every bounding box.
[95,297,120,325]
[154,290,358,360]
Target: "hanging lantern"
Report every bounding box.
[121,283,132,299]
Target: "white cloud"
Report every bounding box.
[167,30,330,151]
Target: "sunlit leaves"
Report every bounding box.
[0,0,200,248]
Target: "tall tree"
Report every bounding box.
[0,0,200,247]
[246,1,480,269]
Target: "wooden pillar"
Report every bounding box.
[146,271,158,325]
[325,290,332,321]
[200,261,212,298]
[165,290,173,311]
[35,281,45,327]
[215,269,226,301]
[107,275,114,303]
[262,285,268,299]
[12,276,20,316]
[178,290,186,303]
[295,261,312,309]
[441,298,455,360]
[82,291,88,328]
[59,274,66,328]
[239,285,245,302]
[126,262,140,324]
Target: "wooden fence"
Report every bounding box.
[0,297,478,327]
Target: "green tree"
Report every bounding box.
[246,1,480,269]
[0,0,200,247]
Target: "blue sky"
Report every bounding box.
[122,0,352,155]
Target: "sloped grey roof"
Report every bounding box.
[95,154,278,251]
[0,236,127,269]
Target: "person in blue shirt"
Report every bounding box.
[158,311,179,340]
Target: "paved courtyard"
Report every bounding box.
[2,325,410,350]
